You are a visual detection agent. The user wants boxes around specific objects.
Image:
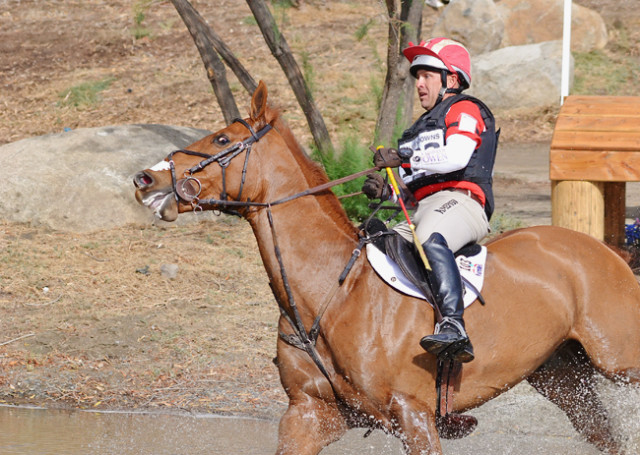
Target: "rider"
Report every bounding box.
[362,37,499,363]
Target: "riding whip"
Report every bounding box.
[380,147,431,271]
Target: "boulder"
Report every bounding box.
[497,0,607,52]
[0,124,213,232]
[431,0,504,55]
[468,40,572,111]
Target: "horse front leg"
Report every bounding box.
[275,337,348,455]
[276,395,347,455]
[391,395,443,455]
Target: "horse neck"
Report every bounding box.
[245,123,359,320]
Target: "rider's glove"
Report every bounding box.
[371,146,402,169]
[362,173,391,200]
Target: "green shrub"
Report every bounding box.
[313,137,402,225]
[132,0,154,39]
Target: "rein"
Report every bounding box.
[163,118,382,385]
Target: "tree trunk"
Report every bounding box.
[375,0,424,147]
[246,0,334,156]
[398,1,424,129]
[170,0,242,124]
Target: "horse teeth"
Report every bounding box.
[143,192,171,211]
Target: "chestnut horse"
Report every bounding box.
[134,81,640,454]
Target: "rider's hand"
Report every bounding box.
[371,146,402,169]
[362,174,391,200]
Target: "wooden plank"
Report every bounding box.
[563,95,640,105]
[550,131,640,152]
[554,115,640,133]
[551,180,605,241]
[558,96,640,117]
[550,96,639,247]
[549,149,640,181]
[560,104,640,117]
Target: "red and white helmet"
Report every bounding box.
[403,37,471,89]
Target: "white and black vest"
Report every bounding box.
[398,94,499,219]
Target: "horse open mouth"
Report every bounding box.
[142,190,177,221]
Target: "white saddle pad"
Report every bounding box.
[366,243,487,308]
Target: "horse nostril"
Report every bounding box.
[134,171,153,188]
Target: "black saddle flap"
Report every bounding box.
[384,233,435,302]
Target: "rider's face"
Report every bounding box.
[415,69,458,111]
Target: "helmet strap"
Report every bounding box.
[435,70,464,107]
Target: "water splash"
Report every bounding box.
[596,377,640,453]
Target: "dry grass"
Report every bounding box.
[0,218,286,417]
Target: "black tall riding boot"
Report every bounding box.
[419,233,474,363]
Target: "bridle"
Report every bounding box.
[165,117,378,216]
[166,117,272,217]
[160,117,382,387]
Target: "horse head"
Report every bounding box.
[133,81,278,221]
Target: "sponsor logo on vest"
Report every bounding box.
[434,199,458,214]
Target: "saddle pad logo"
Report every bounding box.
[456,257,483,277]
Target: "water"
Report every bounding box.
[1,381,638,454]
[0,406,402,455]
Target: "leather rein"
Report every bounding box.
[163,118,381,384]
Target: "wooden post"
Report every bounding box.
[604,182,626,246]
[549,96,640,248]
[552,180,605,240]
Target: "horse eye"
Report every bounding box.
[214,135,230,146]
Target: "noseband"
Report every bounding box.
[166,117,272,216]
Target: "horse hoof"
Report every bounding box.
[437,413,478,439]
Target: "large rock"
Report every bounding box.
[497,0,607,52]
[468,40,572,111]
[0,124,212,232]
[431,0,504,55]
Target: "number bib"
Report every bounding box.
[399,129,446,180]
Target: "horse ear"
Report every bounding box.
[250,81,268,128]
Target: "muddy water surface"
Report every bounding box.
[1,405,402,454]
[2,382,639,455]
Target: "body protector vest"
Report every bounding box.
[397,94,499,220]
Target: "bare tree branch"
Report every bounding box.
[375,0,424,147]
[170,1,258,94]
[246,0,334,156]
[170,0,241,124]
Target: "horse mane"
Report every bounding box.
[267,105,359,237]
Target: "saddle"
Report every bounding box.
[363,219,479,439]
[364,218,485,307]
